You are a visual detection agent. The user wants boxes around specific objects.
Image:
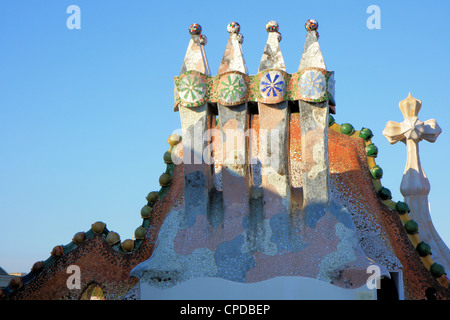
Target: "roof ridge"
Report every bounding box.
[0,134,181,299]
[328,114,449,290]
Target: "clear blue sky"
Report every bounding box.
[1,0,449,273]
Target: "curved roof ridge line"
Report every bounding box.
[328,114,449,290]
[0,134,181,299]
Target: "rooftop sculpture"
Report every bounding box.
[383,93,449,273]
[1,20,448,300]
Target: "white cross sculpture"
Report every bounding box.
[383,93,450,271]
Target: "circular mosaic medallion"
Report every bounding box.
[218,73,247,105]
[178,73,206,104]
[259,71,286,100]
[298,69,327,101]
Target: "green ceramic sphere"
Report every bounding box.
[9,277,22,290]
[121,239,134,252]
[416,241,432,257]
[146,191,159,204]
[365,144,378,158]
[31,261,44,275]
[106,231,120,245]
[159,173,172,186]
[91,221,106,234]
[51,245,64,259]
[340,123,355,136]
[404,219,419,235]
[378,187,392,200]
[72,232,86,245]
[135,226,146,240]
[370,165,383,180]
[430,263,446,278]
[163,151,173,164]
[140,205,152,219]
[328,115,335,127]
[359,128,374,141]
[395,201,410,215]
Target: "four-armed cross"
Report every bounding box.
[383,92,441,198]
[383,93,450,271]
